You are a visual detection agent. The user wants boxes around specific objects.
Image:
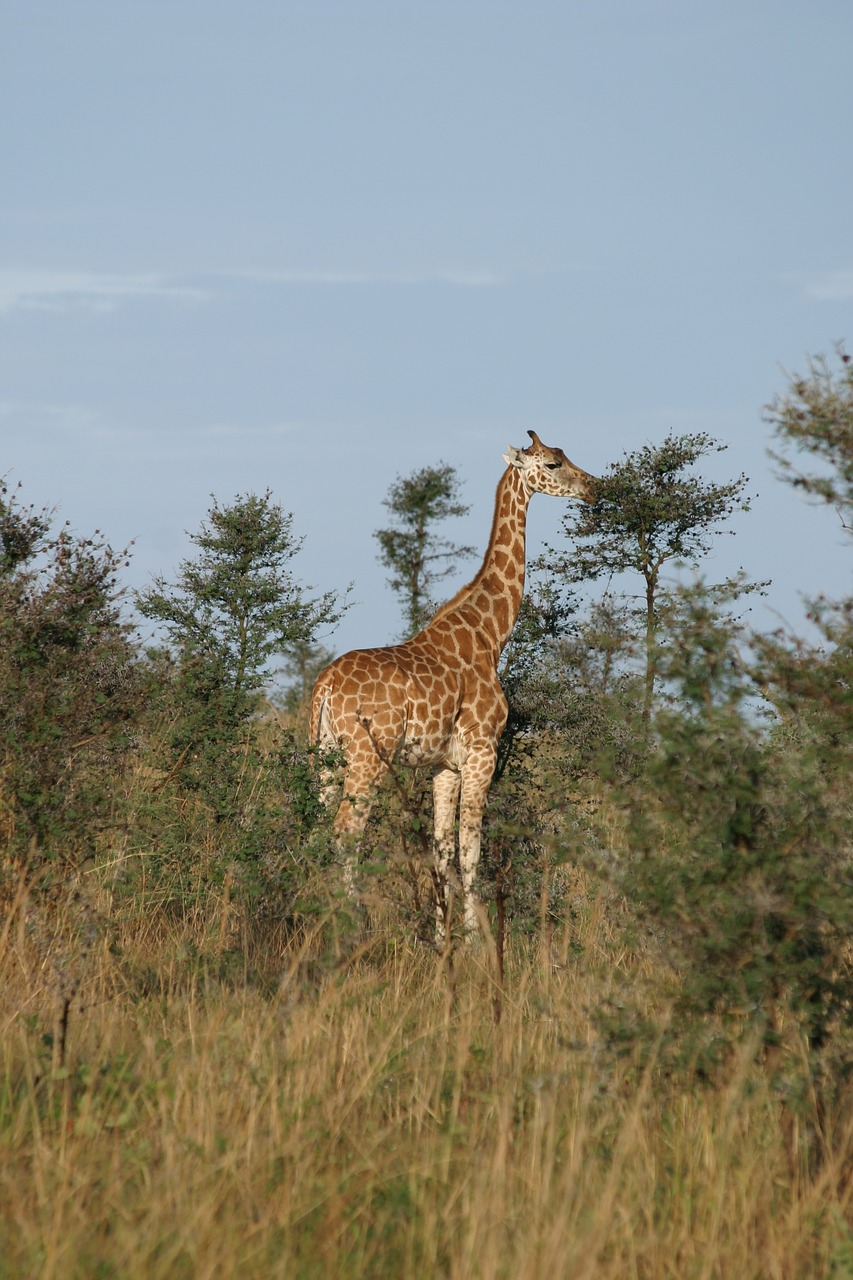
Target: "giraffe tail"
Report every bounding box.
[310,670,331,749]
[309,668,342,811]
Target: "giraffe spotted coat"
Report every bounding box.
[311,431,595,938]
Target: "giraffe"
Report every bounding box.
[310,431,595,939]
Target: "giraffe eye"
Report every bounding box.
[545,462,561,471]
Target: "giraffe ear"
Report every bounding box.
[503,445,525,468]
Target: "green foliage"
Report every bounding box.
[138,490,344,701]
[504,586,646,784]
[374,462,475,636]
[0,480,51,573]
[544,432,753,722]
[550,356,853,1097]
[754,597,853,758]
[0,479,142,870]
[137,491,344,800]
[481,583,640,937]
[607,579,853,1083]
[766,345,853,529]
[563,433,750,580]
[125,720,335,928]
[128,491,344,915]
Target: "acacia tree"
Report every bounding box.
[544,432,753,723]
[374,463,475,637]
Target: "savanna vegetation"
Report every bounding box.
[1,349,852,1278]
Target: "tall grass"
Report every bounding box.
[2,871,852,1280]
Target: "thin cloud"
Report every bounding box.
[224,267,507,288]
[0,270,208,315]
[0,399,99,433]
[0,265,508,316]
[804,270,853,301]
[1,402,302,461]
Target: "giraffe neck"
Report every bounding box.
[425,466,530,660]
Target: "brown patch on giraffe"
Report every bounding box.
[456,630,475,665]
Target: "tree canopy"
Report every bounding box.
[374,463,476,636]
[541,432,754,721]
[766,345,853,534]
[137,490,345,700]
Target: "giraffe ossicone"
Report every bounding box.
[311,430,595,941]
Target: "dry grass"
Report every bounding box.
[2,873,853,1280]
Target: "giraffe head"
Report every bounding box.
[503,430,596,502]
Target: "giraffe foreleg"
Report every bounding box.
[458,746,498,937]
[432,766,461,944]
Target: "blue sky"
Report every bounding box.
[2,1,851,666]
